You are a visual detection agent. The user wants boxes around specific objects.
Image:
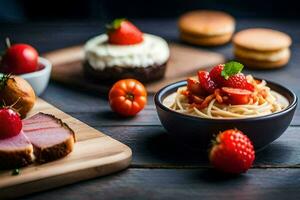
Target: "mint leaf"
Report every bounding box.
[221,61,244,80]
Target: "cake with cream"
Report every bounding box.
[84,19,170,83]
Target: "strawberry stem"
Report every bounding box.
[106,18,126,33]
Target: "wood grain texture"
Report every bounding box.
[1,19,300,199]
[0,99,132,199]
[43,43,225,93]
[22,168,300,200]
[98,126,300,167]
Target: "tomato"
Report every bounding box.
[222,87,252,105]
[0,108,22,139]
[187,77,206,96]
[1,43,39,74]
[109,79,147,116]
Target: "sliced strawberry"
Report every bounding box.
[187,77,206,96]
[209,64,225,86]
[222,87,252,105]
[107,19,143,45]
[198,71,218,94]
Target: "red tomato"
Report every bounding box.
[222,87,252,105]
[187,77,206,96]
[109,79,147,116]
[0,108,22,139]
[1,44,39,74]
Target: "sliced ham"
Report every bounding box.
[0,132,34,169]
[0,112,75,169]
[23,113,75,163]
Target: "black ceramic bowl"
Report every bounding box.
[155,79,298,150]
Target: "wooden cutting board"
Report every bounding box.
[0,98,132,199]
[43,43,225,93]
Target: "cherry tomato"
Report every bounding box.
[187,77,206,96]
[1,44,39,74]
[222,87,252,105]
[109,79,147,116]
[0,108,22,139]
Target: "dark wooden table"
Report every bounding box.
[1,19,300,200]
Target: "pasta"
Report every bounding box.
[163,75,289,119]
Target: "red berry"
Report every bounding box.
[222,87,252,105]
[1,44,39,75]
[198,71,217,94]
[0,108,22,139]
[107,19,143,45]
[187,77,206,96]
[223,73,254,92]
[209,129,255,174]
[209,64,225,86]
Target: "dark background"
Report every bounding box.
[1,0,300,22]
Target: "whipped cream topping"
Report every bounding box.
[235,47,290,62]
[84,33,170,70]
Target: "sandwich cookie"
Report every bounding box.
[178,10,235,46]
[233,28,292,69]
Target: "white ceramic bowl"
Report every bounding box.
[19,57,52,96]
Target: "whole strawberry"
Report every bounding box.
[0,108,22,139]
[106,18,143,45]
[209,129,255,174]
[209,61,254,91]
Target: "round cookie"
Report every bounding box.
[178,10,235,46]
[233,28,292,51]
[233,28,292,69]
[180,32,233,46]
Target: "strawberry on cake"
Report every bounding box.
[84,18,170,83]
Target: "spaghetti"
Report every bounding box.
[163,75,288,119]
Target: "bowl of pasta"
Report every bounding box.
[154,62,297,150]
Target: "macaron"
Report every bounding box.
[233,28,292,69]
[178,10,235,46]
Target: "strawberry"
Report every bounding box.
[209,64,225,86]
[106,18,143,45]
[222,87,252,105]
[198,71,217,94]
[209,129,255,174]
[223,73,254,92]
[0,108,22,139]
[210,61,255,91]
[187,77,206,96]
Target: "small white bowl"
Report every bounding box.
[20,57,52,96]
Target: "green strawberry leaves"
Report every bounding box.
[106,18,126,33]
[221,61,244,80]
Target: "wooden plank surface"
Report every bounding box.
[0,19,300,199]
[0,99,132,199]
[22,168,300,200]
